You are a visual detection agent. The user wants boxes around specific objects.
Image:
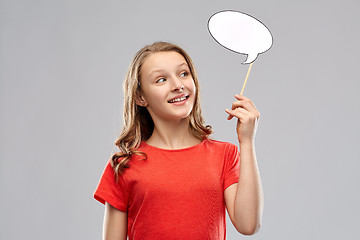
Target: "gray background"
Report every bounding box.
[1,0,359,239]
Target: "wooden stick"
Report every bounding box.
[240,62,254,95]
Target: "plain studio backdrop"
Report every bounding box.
[1,0,359,239]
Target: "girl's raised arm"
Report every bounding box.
[103,202,128,240]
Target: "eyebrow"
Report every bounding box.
[149,62,189,77]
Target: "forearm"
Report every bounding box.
[234,140,264,234]
[103,202,128,240]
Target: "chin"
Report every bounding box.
[166,110,193,121]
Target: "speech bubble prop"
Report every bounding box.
[208,10,273,64]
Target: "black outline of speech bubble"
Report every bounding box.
[207,10,273,64]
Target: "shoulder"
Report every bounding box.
[205,138,238,150]
[203,138,239,157]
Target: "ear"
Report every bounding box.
[135,93,148,107]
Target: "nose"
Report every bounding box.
[170,76,184,92]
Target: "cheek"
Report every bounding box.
[189,80,196,95]
[148,87,167,102]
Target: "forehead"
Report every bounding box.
[141,51,188,75]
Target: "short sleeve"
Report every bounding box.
[93,158,129,212]
[223,143,240,191]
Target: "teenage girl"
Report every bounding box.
[94,42,263,240]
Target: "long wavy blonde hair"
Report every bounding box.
[111,42,213,178]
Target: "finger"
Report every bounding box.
[234,94,258,111]
[234,94,256,108]
[225,107,249,120]
[229,95,249,120]
[227,113,236,120]
[231,100,255,114]
[233,99,259,118]
[226,111,234,120]
[228,101,252,120]
[234,94,249,99]
[225,109,234,120]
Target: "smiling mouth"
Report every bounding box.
[168,95,189,103]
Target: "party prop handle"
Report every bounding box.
[240,62,253,95]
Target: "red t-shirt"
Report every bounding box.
[94,138,240,240]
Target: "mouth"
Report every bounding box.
[167,94,189,103]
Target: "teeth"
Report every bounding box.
[169,96,187,103]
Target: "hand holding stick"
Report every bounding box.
[226,62,254,119]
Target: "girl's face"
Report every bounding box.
[138,51,196,122]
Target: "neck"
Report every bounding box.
[146,117,201,149]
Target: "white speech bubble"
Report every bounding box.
[208,10,273,64]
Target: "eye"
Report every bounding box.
[156,77,166,83]
[180,71,189,77]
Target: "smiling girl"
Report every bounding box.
[94,42,263,240]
